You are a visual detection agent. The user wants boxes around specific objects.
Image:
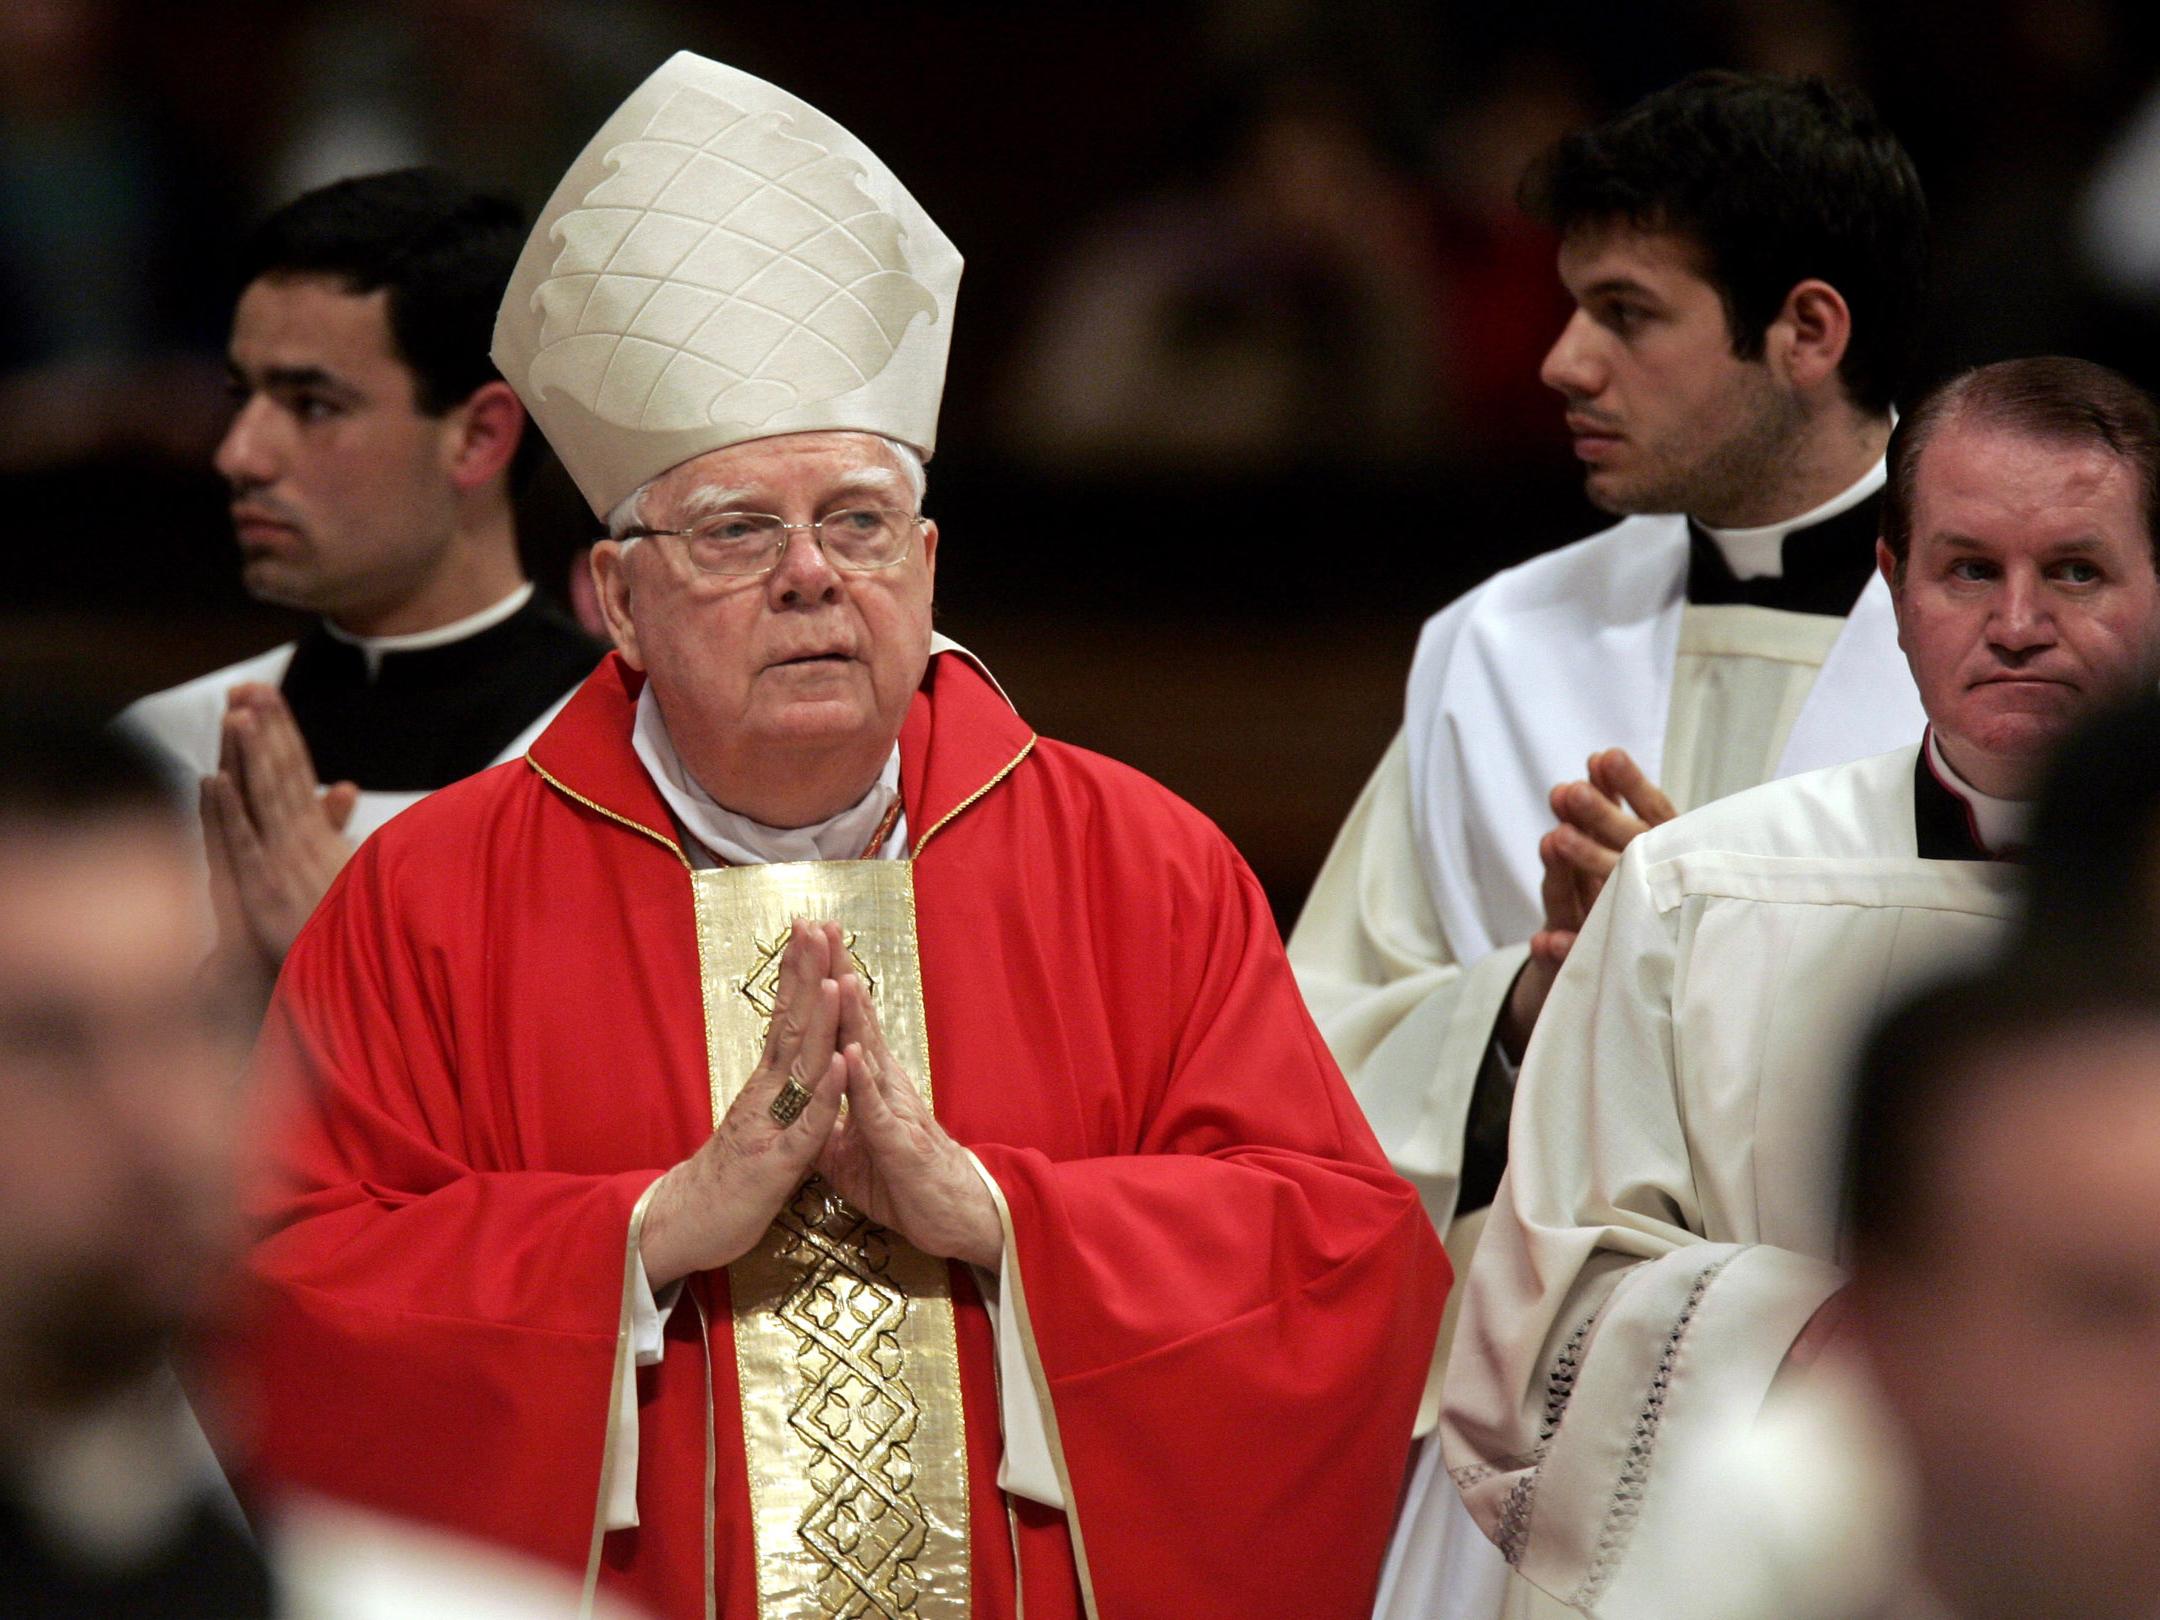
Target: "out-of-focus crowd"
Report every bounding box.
[15,2,2160,793]
[6,0,2160,915]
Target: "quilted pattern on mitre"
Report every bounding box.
[528,86,939,433]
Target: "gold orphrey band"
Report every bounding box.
[691,859,970,1620]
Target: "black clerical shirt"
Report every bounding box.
[1684,487,1885,615]
[1914,739,2018,864]
[279,593,602,792]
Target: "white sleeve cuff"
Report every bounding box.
[631,1256,683,1367]
[603,1188,679,1532]
[964,1153,1066,1509]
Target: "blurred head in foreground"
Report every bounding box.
[2021,687,2160,955]
[0,700,253,1436]
[1844,963,2160,1620]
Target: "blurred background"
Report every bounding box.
[12,0,2160,922]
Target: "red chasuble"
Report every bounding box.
[223,650,1445,1618]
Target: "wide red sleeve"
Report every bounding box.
[218,833,663,1572]
[968,826,1448,1619]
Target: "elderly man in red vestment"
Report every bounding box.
[221,51,1446,1620]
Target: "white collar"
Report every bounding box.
[630,683,905,868]
[1698,457,1887,581]
[323,582,535,677]
[1926,729,2033,855]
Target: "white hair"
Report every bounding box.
[604,435,928,539]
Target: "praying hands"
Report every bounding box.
[638,918,999,1290]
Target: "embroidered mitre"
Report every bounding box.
[493,50,964,517]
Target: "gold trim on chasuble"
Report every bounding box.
[692,860,970,1620]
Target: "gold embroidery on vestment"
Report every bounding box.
[526,755,691,868]
[692,861,969,1620]
[739,928,878,1021]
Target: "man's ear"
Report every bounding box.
[590,540,645,668]
[442,380,525,492]
[1877,536,1912,657]
[566,545,608,640]
[1769,278,1853,396]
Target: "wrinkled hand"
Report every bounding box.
[200,684,359,968]
[817,972,1002,1269]
[1499,748,1677,1060]
[640,920,849,1288]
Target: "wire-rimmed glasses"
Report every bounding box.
[618,507,922,576]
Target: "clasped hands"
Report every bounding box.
[639,919,1002,1289]
[1499,747,1676,1058]
[201,683,359,973]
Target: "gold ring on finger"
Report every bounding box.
[769,1078,813,1126]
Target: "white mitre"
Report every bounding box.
[492,50,963,518]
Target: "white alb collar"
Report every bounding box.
[1926,729,2033,855]
[630,683,905,868]
[1699,457,1887,582]
[324,582,535,677]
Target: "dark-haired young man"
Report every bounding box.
[1288,75,1931,1614]
[1441,355,2160,1616]
[120,169,600,970]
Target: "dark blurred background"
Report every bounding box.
[12,0,2160,922]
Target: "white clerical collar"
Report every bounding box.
[1698,457,1887,582]
[630,683,906,868]
[1926,728,2033,855]
[324,582,535,677]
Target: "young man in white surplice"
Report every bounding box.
[1288,72,1932,1620]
